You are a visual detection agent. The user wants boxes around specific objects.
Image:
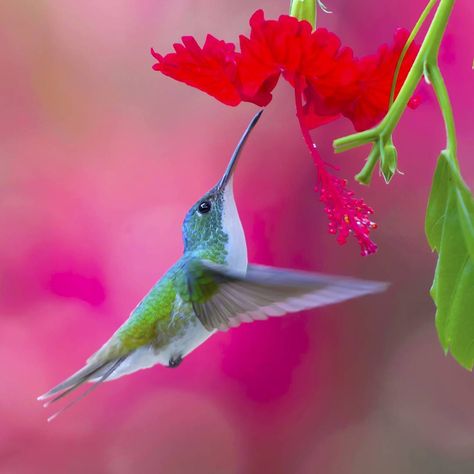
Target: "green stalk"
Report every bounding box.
[389,0,438,106]
[355,145,380,184]
[290,0,316,28]
[384,0,455,132]
[426,63,458,163]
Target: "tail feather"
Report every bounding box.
[38,361,111,401]
[38,356,127,421]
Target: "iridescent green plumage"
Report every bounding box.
[114,253,223,355]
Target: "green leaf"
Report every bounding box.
[426,151,450,249]
[426,153,474,369]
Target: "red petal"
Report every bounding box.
[343,29,419,131]
[408,93,422,109]
[152,34,242,106]
[236,10,313,105]
[237,33,281,102]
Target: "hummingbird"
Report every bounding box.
[39,110,386,420]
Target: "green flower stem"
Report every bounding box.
[425,62,465,197]
[425,64,458,168]
[333,0,456,184]
[389,0,438,106]
[355,145,380,184]
[426,63,458,162]
[290,0,316,28]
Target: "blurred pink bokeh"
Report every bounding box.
[1,1,474,473]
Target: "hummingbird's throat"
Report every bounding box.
[221,181,247,274]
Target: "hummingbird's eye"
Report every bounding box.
[198,201,211,214]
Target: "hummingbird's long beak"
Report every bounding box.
[217,109,263,192]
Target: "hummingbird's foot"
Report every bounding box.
[168,355,183,368]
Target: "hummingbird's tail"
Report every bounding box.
[37,356,127,422]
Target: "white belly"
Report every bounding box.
[154,319,216,365]
[106,318,214,381]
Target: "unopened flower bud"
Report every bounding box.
[381,143,398,183]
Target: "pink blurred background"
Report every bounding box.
[1,1,474,473]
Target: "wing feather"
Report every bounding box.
[186,261,388,331]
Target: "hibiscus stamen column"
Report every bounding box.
[294,78,378,256]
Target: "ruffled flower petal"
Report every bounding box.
[152,35,242,106]
[343,29,419,131]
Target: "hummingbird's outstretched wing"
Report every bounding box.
[186,261,388,331]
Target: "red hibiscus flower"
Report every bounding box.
[153,10,362,126]
[151,9,419,255]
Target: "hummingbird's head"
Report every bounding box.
[182,110,263,264]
